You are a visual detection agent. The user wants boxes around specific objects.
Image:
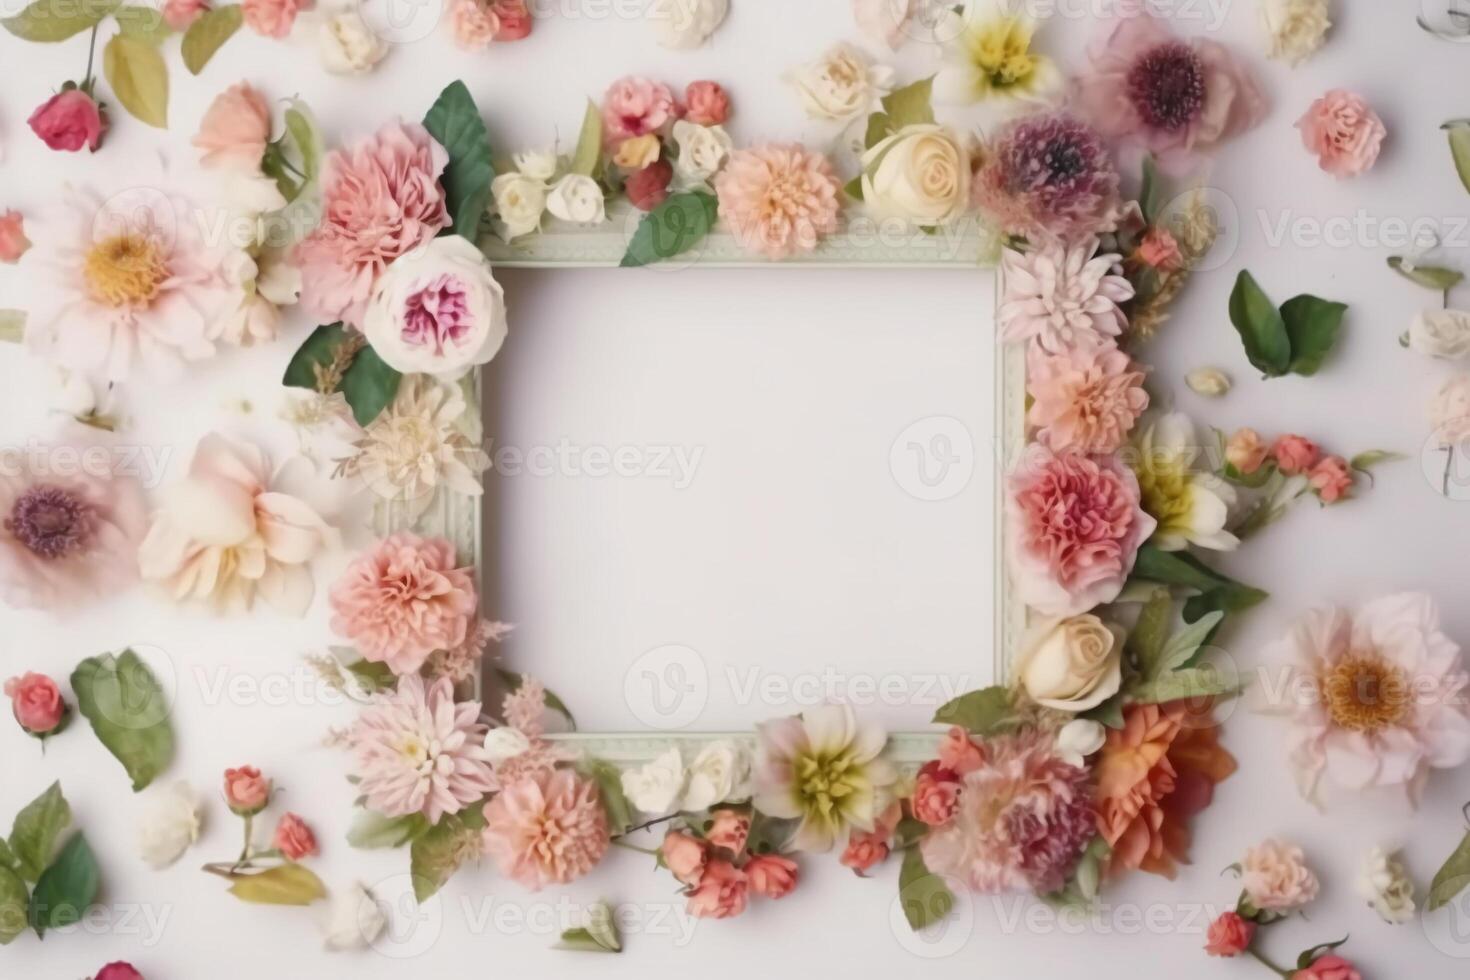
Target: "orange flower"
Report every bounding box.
[1094,702,1236,878]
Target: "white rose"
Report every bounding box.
[137,781,201,870]
[670,120,733,187]
[322,882,388,951]
[620,747,687,814]
[318,9,388,75]
[786,43,896,122]
[1054,719,1106,767]
[484,726,532,763]
[513,149,558,182]
[680,739,752,810]
[649,0,728,50]
[361,235,508,380]
[860,124,971,227]
[1407,309,1470,360]
[1015,615,1124,712]
[546,174,607,225]
[1259,0,1331,67]
[1430,374,1470,446]
[1357,847,1415,925]
[491,172,548,240]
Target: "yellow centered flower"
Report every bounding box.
[1135,455,1195,535]
[934,0,1060,105]
[1321,653,1411,734]
[964,16,1043,92]
[84,233,170,308]
[795,750,861,820]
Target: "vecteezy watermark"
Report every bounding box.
[23,902,174,946]
[624,644,710,729]
[1257,208,1470,252]
[485,438,704,489]
[889,416,975,502]
[0,439,173,488]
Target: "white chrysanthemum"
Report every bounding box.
[998,240,1134,354]
[1357,846,1415,924]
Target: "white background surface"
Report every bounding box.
[5,1,1470,977]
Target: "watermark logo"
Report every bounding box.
[624,644,709,729]
[890,415,974,501]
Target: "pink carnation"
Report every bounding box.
[241,0,299,37]
[714,144,842,260]
[911,761,962,827]
[601,76,674,148]
[684,81,730,126]
[1296,89,1386,179]
[1027,343,1149,455]
[481,770,609,890]
[295,121,449,327]
[1007,447,1155,617]
[449,0,500,50]
[329,532,478,676]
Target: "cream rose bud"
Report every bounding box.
[671,120,733,186]
[649,0,728,50]
[1407,309,1470,360]
[1016,615,1124,712]
[491,172,548,240]
[787,43,895,122]
[322,882,388,952]
[546,174,607,225]
[361,235,508,380]
[137,781,201,870]
[1259,0,1331,67]
[1055,719,1106,767]
[860,124,971,227]
[513,148,559,183]
[317,8,388,75]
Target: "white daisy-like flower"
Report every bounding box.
[1131,412,1239,552]
[998,240,1134,354]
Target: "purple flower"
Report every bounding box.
[973,112,1121,243]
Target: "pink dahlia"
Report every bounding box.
[714,144,843,260]
[1026,343,1149,455]
[920,731,1095,894]
[349,674,497,823]
[1007,446,1155,617]
[481,769,609,890]
[1261,592,1470,806]
[295,121,450,327]
[0,441,147,610]
[601,76,675,149]
[999,240,1134,355]
[1073,15,1266,176]
[329,532,478,675]
[973,112,1121,243]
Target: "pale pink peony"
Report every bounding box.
[1261,592,1470,806]
[714,144,843,260]
[192,82,272,172]
[449,0,500,50]
[1026,343,1148,454]
[0,440,147,610]
[295,121,450,327]
[1240,839,1319,912]
[1073,14,1267,176]
[350,674,497,823]
[601,77,675,149]
[241,0,299,37]
[1296,89,1385,179]
[0,210,30,264]
[481,770,609,890]
[920,731,1096,894]
[1007,446,1155,617]
[329,532,478,676]
[998,240,1134,355]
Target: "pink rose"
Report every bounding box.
[1293,955,1361,980]
[1226,428,1269,475]
[28,88,107,153]
[661,830,707,885]
[937,726,984,775]
[192,82,273,172]
[163,0,209,30]
[626,159,673,212]
[686,858,748,918]
[272,812,318,860]
[241,0,300,38]
[684,81,730,126]
[489,0,531,40]
[1307,455,1353,503]
[1137,227,1182,271]
[706,810,749,855]
[4,673,66,735]
[744,853,798,899]
[911,761,962,827]
[602,76,675,147]
[1297,90,1385,179]
[94,964,144,980]
[1272,434,1320,475]
[224,765,272,815]
[839,829,890,873]
[1204,911,1254,957]
[0,210,30,264]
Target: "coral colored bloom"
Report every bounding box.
[162,0,208,30]
[242,0,299,37]
[912,760,962,827]
[94,964,144,980]
[273,813,319,860]
[1137,227,1182,270]
[29,89,107,153]
[1241,839,1319,912]
[601,76,675,147]
[1308,455,1353,503]
[1272,434,1320,475]
[625,159,673,211]
[706,809,749,854]
[684,80,731,126]
[449,0,500,49]
[193,82,272,172]
[329,532,478,676]
[482,770,609,890]
[1297,90,1385,179]
[1294,955,1361,980]
[840,802,898,872]
[489,0,532,39]
[972,112,1120,243]
[938,726,985,775]
[0,210,30,263]
[661,830,707,885]
[1204,911,1254,957]
[714,144,843,260]
[1027,344,1149,455]
[5,673,66,734]
[686,858,748,917]
[1226,428,1269,474]
[745,853,799,898]
[224,766,271,814]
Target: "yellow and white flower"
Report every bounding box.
[859,124,971,227]
[1131,412,1239,552]
[932,0,1061,106]
[786,42,895,122]
[1259,0,1331,67]
[1357,846,1415,924]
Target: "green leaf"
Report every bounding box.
[932,686,1014,736]
[345,659,397,696]
[1138,156,1163,225]
[879,77,935,131]
[578,760,634,835]
[2,0,117,41]
[0,866,26,945]
[0,839,15,872]
[9,783,71,883]
[569,99,603,178]
[227,863,327,906]
[1127,591,1172,679]
[1295,937,1349,971]
[620,191,718,268]
[280,323,402,427]
[1129,665,1244,704]
[1429,830,1470,911]
[1081,694,1125,730]
[1388,256,1464,292]
[1130,547,1267,626]
[113,4,171,41]
[29,834,99,937]
[1350,449,1405,474]
[1281,294,1348,376]
[409,813,479,902]
[891,816,930,851]
[844,175,864,201]
[863,111,893,150]
[1228,270,1290,377]
[1182,583,1268,624]
[180,4,242,74]
[1445,120,1470,195]
[1155,612,1225,675]
[284,103,323,184]
[347,810,429,850]
[494,669,576,728]
[70,650,175,792]
[556,902,621,952]
[898,847,954,931]
[424,81,495,240]
[102,34,169,128]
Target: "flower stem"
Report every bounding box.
[82,24,99,89]
[231,814,254,873]
[611,840,660,857]
[612,814,679,840]
[1247,945,1293,978]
